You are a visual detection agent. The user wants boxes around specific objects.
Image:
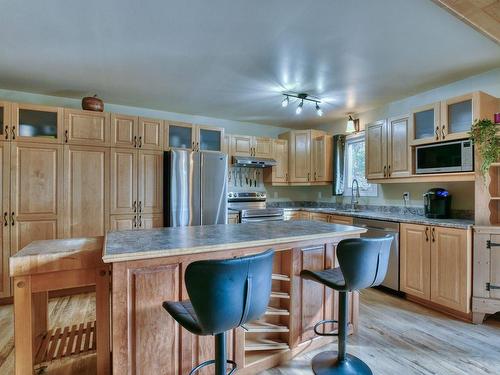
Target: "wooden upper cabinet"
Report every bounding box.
[289,130,311,183]
[196,125,224,152]
[137,150,163,214]
[266,139,288,184]
[254,137,273,158]
[63,145,109,237]
[312,135,332,182]
[387,115,410,178]
[111,114,138,148]
[231,135,253,157]
[165,121,194,151]
[0,143,9,298]
[0,101,11,142]
[430,227,471,313]
[400,223,431,300]
[9,143,63,255]
[410,102,440,146]
[110,148,137,215]
[365,120,387,179]
[11,103,63,144]
[64,109,110,146]
[139,117,163,150]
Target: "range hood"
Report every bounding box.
[232,156,277,168]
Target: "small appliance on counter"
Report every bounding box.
[423,188,451,219]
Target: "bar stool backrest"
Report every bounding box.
[185,249,274,335]
[337,236,392,291]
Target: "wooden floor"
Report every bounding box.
[1,289,499,374]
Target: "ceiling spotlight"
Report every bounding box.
[281,96,289,107]
[296,100,304,115]
[316,103,323,117]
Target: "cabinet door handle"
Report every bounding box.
[64,130,69,143]
[11,212,14,226]
[133,200,137,213]
[441,125,446,139]
[11,126,15,140]
[388,165,391,177]
[3,212,7,226]
[138,215,142,228]
[196,142,199,151]
[431,227,435,242]
[4,126,8,140]
[138,201,142,213]
[435,126,439,140]
[383,165,387,178]
[133,215,137,228]
[425,227,429,242]
[133,136,137,148]
[138,136,142,148]
[314,172,317,181]
[192,141,195,150]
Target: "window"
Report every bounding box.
[343,133,377,196]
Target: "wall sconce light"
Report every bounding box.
[346,115,360,133]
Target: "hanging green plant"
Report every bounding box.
[469,118,499,180]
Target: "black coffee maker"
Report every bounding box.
[423,188,451,219]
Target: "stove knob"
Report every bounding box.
[228,193,233,198]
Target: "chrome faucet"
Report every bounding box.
[350,179,360,211]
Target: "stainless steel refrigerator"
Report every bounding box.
[164,150,228,227]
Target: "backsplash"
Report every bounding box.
[267,201,474,220]
[228,166,265,191]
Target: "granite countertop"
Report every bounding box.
[103,221,365,263]
[282,207,473,229]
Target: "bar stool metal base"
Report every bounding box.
[312,351,372,375]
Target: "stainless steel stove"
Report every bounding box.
[227,192,284,222]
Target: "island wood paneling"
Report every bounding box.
[110,236,360,375]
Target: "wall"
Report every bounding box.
[0,88,289,137]
[269,68,500,210]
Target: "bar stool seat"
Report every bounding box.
[301,268,347,291]
[163,300,203,335]
[163,249,274,375]
[300,236,393,375]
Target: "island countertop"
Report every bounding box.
[103,220,366,262]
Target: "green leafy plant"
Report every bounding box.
[469,118,499,180]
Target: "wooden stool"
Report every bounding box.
[9,237,110,375]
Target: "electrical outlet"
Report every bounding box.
[403,192,410,203]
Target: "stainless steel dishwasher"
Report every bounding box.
[353,218,400,292]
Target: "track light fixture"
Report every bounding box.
[296,100,304,115]
[281,92,323,116]
[316,102,323,117]
[281,96,289,107]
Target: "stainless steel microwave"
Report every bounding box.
[415,140,473,174]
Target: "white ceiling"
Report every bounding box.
[0,0,499,127]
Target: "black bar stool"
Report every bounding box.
[163,249,274,375]
[301,237,392,375]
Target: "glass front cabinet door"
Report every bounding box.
[166,121,194,150]
[410,102,440,145]
[12,103,63,143]
[196,125,224,152]
[0,101,11,141]
[440,93,474,141]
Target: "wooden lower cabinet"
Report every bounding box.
[430,226,471,313]
[0,143,9,298]
[400,223,431,299]
[400,223,471,315]
[328,215,353,225]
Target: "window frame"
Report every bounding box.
[343,132,378,197]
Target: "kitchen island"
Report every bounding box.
[104,221,365,375]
